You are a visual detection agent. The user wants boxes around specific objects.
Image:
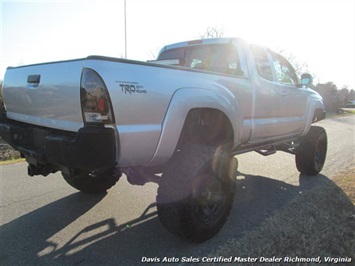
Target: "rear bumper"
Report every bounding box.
[0,116,117,170]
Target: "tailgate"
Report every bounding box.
[3,59,84,132]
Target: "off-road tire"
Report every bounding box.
[296,126,327,175]
[157,145,236,242]
[62,168,120,194]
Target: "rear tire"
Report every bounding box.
[62,168,120,194]
[156,145,236,242]
[296,126,327,175]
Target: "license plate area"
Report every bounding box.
[32,128,49,149]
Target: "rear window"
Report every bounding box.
[158,44,244,76]
[158,48,185,61]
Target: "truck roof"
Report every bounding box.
[158,37,243,56]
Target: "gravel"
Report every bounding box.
[0,143,21,161]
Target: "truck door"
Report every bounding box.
[270,52,309,136]
[248,45,281,141]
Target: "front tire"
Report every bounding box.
[296,126,327,175]
[62,168,120,194]
[156,145,236,242]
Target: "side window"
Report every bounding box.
[251,46,274,81]
[271,53,298,85]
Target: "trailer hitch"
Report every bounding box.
[28,163,57,177]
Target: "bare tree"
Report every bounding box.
[200,26,225,39]
[148,44,166,60]
[278,50,310,76]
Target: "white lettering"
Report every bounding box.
[181,257,200,263]
[141,257,160,263]
[162,257,179,263]
[284,256,321,263]
[260,256,282,263]
[234,257,258,263]
[324,257,352,263]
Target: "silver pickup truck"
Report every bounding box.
[0,38,327,242]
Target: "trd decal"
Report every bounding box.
[116,80,147,94]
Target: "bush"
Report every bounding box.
[0,81,5,114]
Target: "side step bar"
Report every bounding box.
[255,146,276,156]
[231,138,300,156]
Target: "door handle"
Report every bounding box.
[27,75,41,89]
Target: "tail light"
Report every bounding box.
[80,68,114,124]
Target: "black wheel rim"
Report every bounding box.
[191,174,226,226]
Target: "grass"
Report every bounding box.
[327,108,355,118]
[333,165,355,204]
[341,108,355,115]
[209,166,355,265]
[0,158,25,165]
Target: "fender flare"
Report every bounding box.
[146,87,242,166]
[301,95,326,137]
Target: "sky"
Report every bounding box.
[1,0,354,89]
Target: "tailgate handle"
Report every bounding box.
[27,75,41,84]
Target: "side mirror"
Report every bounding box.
[301,73,313,86]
